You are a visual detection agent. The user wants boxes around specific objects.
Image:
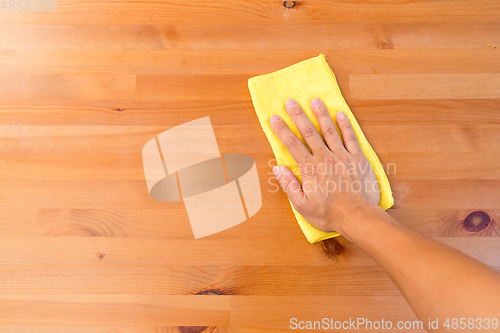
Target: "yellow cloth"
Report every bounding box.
[248,53,394,244]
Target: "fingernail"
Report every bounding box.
[286,98,297,108]
[270,114,281,122]
[272,166,282,178]
[337,111,346,120]
[311,98,321,108]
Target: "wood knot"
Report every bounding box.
[196,289,223,295]
[283,1,296,9]
[463,211,490,232]
[440,209,498,236]
[380,41,394,49]
[97,253,105,260]
[114,108,125,112]
[178,290,223,333]
[178,326,216,333]
[321,237,347,260]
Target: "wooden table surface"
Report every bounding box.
[1,1,500,332]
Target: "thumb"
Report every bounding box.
[273,165,306,207]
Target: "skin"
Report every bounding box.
[270,97,500,333]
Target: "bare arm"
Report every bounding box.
[344,204,500,329]
[270,97,500,332]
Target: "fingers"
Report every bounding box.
[273,165,307,210]
[284,98,327,154]
[310,98,344,154]
[336,110,363,155]
[270,114,311,162]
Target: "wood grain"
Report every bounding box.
[0,73,136,100]
[0,294,230,326]
[1,0,500,25]
[1,50,499,77]
[350,73,500,100]
[0,0,499,331]
[231,296,421,329]
[0,237,497,268]
[2,24,499,50]
[136,75,248,101]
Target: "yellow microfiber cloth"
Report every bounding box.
[248,53,394,244]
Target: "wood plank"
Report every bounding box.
[136,75,248,101]
[0,179,498,210]
[350,73,500,100]
[0,99,498,126]
[0,294,230,326]
[0,328,331,333]
[388,208,500,237]
[0,328,160,333]
[0,266,400,296]
[0,125,169,154]
[347,99,500,125]
[0,0,499,25]
[0,73,136,101]
[0,327,315,333]
[1,49,498,76]
[1,24,499,50]
[230,296,422,330]
[0,206,497,239]
[388,180,500,210]
[0,238,497,267]
[363,125,500,153]
[0,124,498,155]
[0,208,195,238]
[0,151,498,181]
[0,205,497,240]
[382,152,500,181]
[0,179,177,209]
[0,238,332,266]
[0,328,141,333]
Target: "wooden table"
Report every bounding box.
[0,1,499,332]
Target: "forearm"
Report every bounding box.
[339,205,500,331]
[269,96,500,331]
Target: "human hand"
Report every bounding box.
[270,97,380,234]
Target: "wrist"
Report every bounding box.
[335,203,388,242]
